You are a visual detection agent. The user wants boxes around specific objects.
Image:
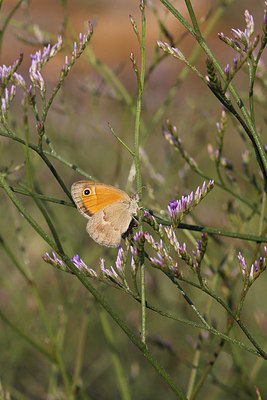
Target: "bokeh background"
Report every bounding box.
[0,0,266,399]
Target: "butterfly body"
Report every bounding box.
[71,181,139,247]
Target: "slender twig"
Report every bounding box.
[159,0,267,187]
[0,0,24,57]
[132,2,147,345]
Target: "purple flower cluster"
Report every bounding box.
[232,10,254,46]
[43,245,128,288]
[238,247,267,285]
[30,36,63,70]
[1,85,16,121]
[165,227,208,270]
[218,8,263,55]
[0,54,22,87]
[157,40,186,62]
[165,226,185,252]
[62,22,93,75]
[42,251,64,268]
[29,36,62,92]
[144,232,180,277]
[167,180,214,224]
[71,254,98,278]
[100,258,122,283]
[130,245,138,274]
[192,233,208,266]
[99,247,127,287]
[0,23,93,119]
[115,246,125,272]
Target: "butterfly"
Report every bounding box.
[71,181,139,247]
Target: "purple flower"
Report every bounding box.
[29,69,45,92]
[168,200,178,222]
[157,41,185,61]
[72,41,78,58]
[30,36,63,71]
[150,252,179,277]
[71,254,98,277]
[42,251,64,268]
[167,181,214,224]
[233,57,239,69]
[130,246,138,273]
[79,32,83,48]
[98,255,126,286]
[1,98,7,120]
[232,28,248,46]
[143,210,151,219]
[99,258,105,270]
[150,253,165,268]
[50,36,62,57]
[71,254,87,271]
[224,64,230,79]
[238,252,247,277]
[115,246,125,273]
[237,250,266,284]
[10,85,16,99]
[0,64,12,85]
[244,9,254,38]
[133,231,146,253]
[144,232,164,253]
[230,9,254,48]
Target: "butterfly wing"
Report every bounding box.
[86,201,136,247]
[71,181,130,218]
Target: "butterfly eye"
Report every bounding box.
[83,188,91,196]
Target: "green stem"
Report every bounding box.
[0,306,56,363]
[149,0,233,136]
[249,36,266,126]
[32,283,73,398]
[164,128,264,216]
[61,255,186,399]
[0,182,72,397]
[0,174,58,251]
[71,311,88,395]
[0,129,96,186]
[170,277,210,328]
[248,58,255,126]
[87,283,262,357]
[159,0,267,187]
[0,184,73,206]
[0,173,185,397]
[22,97,32,190]
[186,279,267,358]
[133,2,147,345]
[190,282,251,399]
[184,0,201,35]
[108,123,135,156]
[258,191,266,236]
[39,152,73,201]
[0,0,23,57]
[98,305,131,400]
[0,236,73,392]
[19,183,64,253]
[150,215,267,242]
[2,183,266,245]
[186,333,201,399]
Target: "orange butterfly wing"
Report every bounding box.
[71,181,130,218]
